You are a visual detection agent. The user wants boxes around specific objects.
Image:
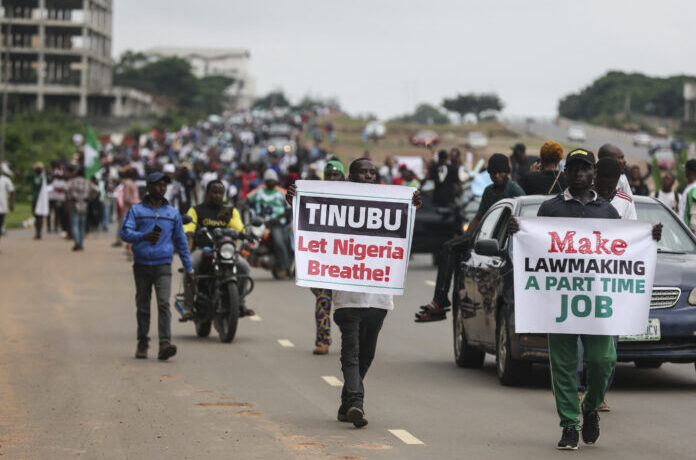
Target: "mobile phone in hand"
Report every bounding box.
[153,224,162,233]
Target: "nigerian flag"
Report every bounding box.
[84,125,100,179]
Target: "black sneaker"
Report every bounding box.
[158,342,177,361]
[337,408,348,422]
[581,410,600,445]
[135,339,148,359]
[346,407,368,428]
[556,427,579,450]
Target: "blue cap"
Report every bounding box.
[146,172,172,184]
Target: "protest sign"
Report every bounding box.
[293,180,416,295]
[512,217,657,335]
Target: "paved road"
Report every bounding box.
[2,230,696,460]
[507,118,652,162]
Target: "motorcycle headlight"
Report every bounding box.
[219,243,235,260]
[688,288,696,305]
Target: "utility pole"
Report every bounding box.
[0,3,12,165]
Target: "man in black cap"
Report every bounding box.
[415,153,524,322]
[509,148,661,450]
[510,142,538,184]
[121,172,194,360]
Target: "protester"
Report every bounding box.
[520,141,566,195]
[120,172,193,360]
[627,165,650,196]
[29,162,45,240]
[48,163,67,233]
[286,160,346,355]
[509,143,538,184]
[415,153,524,322]
[332,158,421,428]
[597,144,632,198]
[246,169,292,278]
[113,168,139,251]
[509,148,661,450]
[654,172,678,211]
[678,159,696,233]
[66,167,99,251]
[180,179,254,320]
[0,162,15,247]
[428,150,458,206]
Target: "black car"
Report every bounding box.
[452,195,696,385]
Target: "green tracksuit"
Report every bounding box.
[548,334,616,428]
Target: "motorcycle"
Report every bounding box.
[244,215,295,280]
[177,226,256,343]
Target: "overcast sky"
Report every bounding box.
[113,0,696,119]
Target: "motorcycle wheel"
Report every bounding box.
[195,320,212,338]
[216,283,240,343]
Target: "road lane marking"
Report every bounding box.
[249,315,262,321]
[277,339,295,348]
[321,376,343,387]
[388,429,424,445]
[424,280,436,287]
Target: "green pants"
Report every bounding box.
[548,334,616,428]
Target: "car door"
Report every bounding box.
[464,205,506,343]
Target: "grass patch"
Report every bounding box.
[4,202,32,229]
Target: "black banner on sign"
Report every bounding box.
[297,195,408,238]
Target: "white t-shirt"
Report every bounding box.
[617,174,633,198]
[332,291,394,311]
[656,190,677,211]
[0,175,15,214]
[611,190,637,220]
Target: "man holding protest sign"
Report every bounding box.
[509,148,661,450]
[292,158,421,428]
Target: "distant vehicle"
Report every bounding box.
[268,123,293,138]
[466,131,488,149]
[365,121,386,140]
[633,132,652,147]
[567,124,586,142]
[265,137,296,156]
[653,149,675,170]
[410,130,440,147]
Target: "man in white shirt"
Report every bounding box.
[655,172,677,211]
[333,158,421,428]
[0,164,16,243]
[598,144,633,199]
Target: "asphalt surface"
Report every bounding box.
[2,229,696,460]
[507,118,652,162]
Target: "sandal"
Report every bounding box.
[414,302,448,322]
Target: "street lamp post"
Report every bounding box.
[0,4,12,165]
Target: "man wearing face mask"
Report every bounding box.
[415,154,524,322]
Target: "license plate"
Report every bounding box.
[620,318,661,342]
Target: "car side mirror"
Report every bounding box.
[474,238,501,257]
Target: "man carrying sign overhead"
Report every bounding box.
[509,148,661,450]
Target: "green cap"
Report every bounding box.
[324,160,345,175]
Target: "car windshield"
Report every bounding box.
[519,201,696,253]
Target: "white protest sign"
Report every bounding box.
[512,217,657,335]
[395,156,424,179]
[293,180,416,295]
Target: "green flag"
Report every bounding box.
[84,125,100,179]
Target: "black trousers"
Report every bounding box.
[432,233,471,307]
[334,307,388,411]
[133,263,172,343]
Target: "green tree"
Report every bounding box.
[442,93,504,120]
[394,103,449,124]
[253,91,290,109]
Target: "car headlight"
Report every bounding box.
[688,288,696,305]
[268,145,275,152]
[283,145,291,152]
[219,243,235,260]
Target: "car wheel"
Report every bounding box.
[452,305,485,368]
[496,312,530,386]
[634,359,663,369]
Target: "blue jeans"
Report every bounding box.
[101,200,111,230]
[577,336,618,394]
[71,207,87,246]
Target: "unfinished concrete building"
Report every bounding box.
[1,0,150,117]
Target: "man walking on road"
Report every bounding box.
[121,172,194,361]
[66,167,98,251]
[0,162,15,249]
[509,149,661,450]
[333,158,421,428]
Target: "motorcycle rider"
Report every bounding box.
[180,179,254,320]
[246,169,292,278]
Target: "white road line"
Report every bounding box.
[321,376,343,387]
[424,280,436,287]
[249,315,262,322]
[388,429,424,445]
[277,339,295,348]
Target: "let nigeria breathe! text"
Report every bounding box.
[521,230,648,322]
